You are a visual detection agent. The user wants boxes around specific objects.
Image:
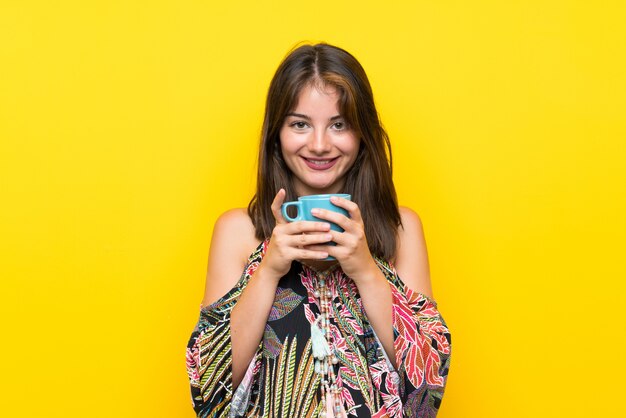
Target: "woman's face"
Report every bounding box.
[279,83,360,196]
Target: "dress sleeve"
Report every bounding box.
[185,246,265,418]
[373,258,452,416]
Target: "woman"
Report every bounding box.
[186,43,451,417]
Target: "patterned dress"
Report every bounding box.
[186,240,451,417]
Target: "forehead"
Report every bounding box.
[291,84,341,115]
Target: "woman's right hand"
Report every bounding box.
[260,189,332,279]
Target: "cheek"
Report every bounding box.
[279,129,295,153]
[278,133,300,173]
[340,135,360,160]
[278,131,291,156]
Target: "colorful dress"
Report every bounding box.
[186,240,451,417]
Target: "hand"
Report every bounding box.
[308,196,379,281]
[260,189,334,279]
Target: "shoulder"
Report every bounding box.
[398,206,422,232]
[393,206,434,298]
[213,208,256,238]
[201,208,261,307]
[396,207,426,254]
[212,207,261,262]
[211,208,260,258]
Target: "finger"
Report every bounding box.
[310,207,352,231]
[293,248,329,260]
[284,220,332,234]
[330,196,364,224]
[305,243,333,253]
[315,229,354,249]
[324,229,347,246]
[289,232,333,247]
[316,227,363,253]
[304,244,337,260]
[270,189,287,224]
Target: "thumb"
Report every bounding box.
[270,189,287,224]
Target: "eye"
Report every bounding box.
[331,121,346,130]
[290,121,309,130]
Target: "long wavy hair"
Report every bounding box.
[248,43,401,260]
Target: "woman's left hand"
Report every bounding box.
[308,196,379,281]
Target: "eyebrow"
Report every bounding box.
[286,112,343,121]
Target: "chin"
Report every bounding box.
[304,184,341,195]
[293,171,346,195]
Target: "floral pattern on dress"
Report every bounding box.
[186,240,451,417]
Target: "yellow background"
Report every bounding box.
[1,1,625,417]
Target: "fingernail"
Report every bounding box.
[325,234,332,240]
[311,208,320,214]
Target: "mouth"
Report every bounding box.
[301,156,339,170]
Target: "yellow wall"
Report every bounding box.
[1,1,625,416]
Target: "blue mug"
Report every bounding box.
[281,194,351,260]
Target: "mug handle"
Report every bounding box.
[281,201,302,222]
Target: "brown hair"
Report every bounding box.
[248,43,401,260]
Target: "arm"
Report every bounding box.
[230,190,333,386]
[186,192,334,416]
[201,209,269,389]
[312,202,451,415]
[186,208,262,417]
[383,207,451,415]
[308,197,396,364]
[348,208,435,369]
[345,261,396,365]
[394,207,434,298]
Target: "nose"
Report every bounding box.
[308,128,332,154]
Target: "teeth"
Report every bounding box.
[307,159,332,165]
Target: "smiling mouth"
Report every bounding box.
[301,157,339,170]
